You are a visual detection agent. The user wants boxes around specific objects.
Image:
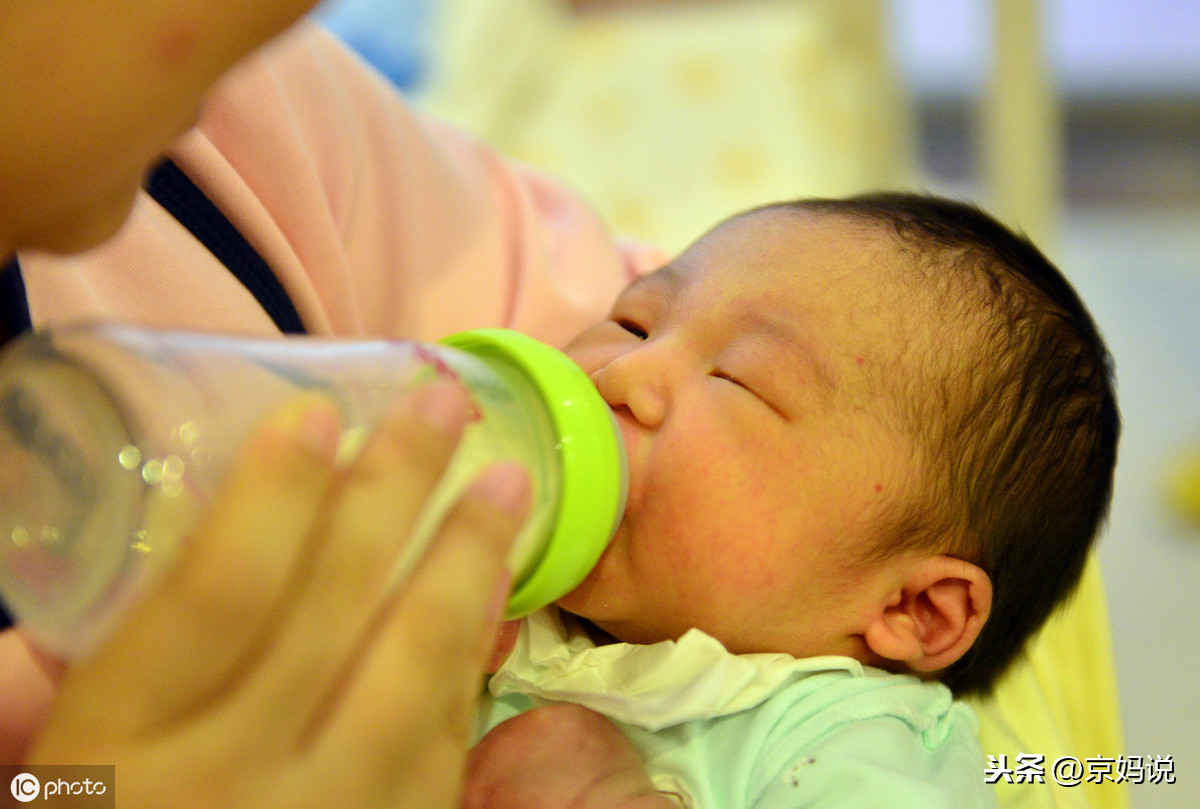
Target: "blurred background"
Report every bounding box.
[313,1,1199,807]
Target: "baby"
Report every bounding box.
[466,192,1119,808]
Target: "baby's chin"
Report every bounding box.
[553,548,616,617]
[552,583,601,621]
[552,603,678,649]
[552,582,638,644]
[552,544,668,644]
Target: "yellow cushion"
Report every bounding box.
[969,556,1127,809]
[421,0,916,252]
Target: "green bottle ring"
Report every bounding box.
[440,329,626,618]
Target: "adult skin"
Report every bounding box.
[0,1,319,255]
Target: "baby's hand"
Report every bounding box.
[28,384,526,808]
[462,704,677,809]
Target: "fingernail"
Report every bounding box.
[414,381,469,436]
[292,398,342,463]
[470,463,530,518]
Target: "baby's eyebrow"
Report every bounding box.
[624,262,679,294]
[744,309,839,398]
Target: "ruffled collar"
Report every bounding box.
[487,609,871,731]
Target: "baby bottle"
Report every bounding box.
[0,324,626,658]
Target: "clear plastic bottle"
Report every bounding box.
[0,324,626,658]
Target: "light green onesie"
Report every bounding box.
[475,609,998,808]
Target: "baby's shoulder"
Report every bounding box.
[736,671,993,807]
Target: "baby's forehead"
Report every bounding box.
[677,207,922,309]
[631,216,910,376]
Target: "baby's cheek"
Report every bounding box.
[650,520,772,601]
[703,542,789,601]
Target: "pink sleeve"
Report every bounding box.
[178,22,652,346]
[21,23,660,348]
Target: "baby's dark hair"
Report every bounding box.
[771,192,1120,696]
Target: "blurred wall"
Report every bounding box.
[415,0,917,252]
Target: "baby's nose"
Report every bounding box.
[591,352,666,429]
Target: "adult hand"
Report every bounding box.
[462,704,676,809]
[29,382,527,808]
[485,621,522,673]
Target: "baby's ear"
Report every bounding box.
[862,556,992,674]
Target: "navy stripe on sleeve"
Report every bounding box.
[145,159,307,335]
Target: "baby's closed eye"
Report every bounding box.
[615,319,649,340]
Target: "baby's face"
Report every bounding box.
[560,208,924,660]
